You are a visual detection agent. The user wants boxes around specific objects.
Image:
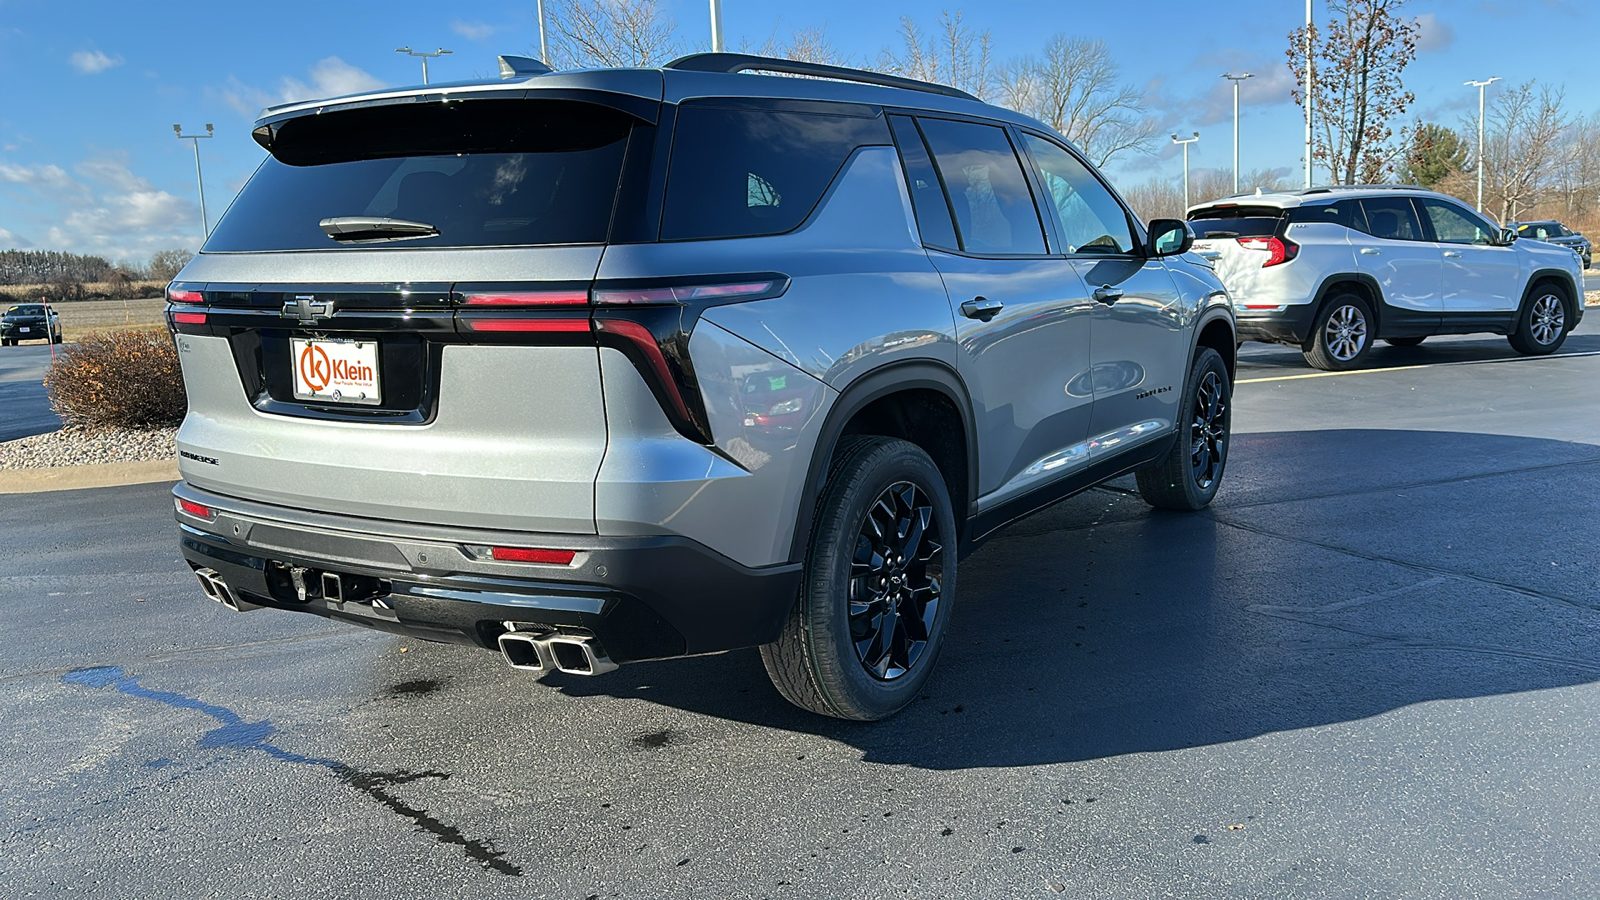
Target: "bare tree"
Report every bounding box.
[740,24,851,67]
[548,0,681,69]
[1121,168,1292,221]
[878,10,994,101]
[1288,0,1420,184]
[1480,81,1569,222]
[994,36,1158,167]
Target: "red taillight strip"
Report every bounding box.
[460,291,590,306]
[172,311,207,325]
[490,546,577,565]
[460,318,591,333]
[593,318,692,421]
[167,287,204,304]
[593,280,777,305]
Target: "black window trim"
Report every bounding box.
[896,110,1056,261]
[1014,126,1148,261]
[886,113,962,254]
[1416,196,1501,247]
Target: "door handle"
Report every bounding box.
[1443,250,1463,258]
[960,296,1004,321]
[1359,248,1381,256]
[1093,285,1125,304]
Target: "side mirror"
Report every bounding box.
[1496,227,1518,246]
[1147,219,1195,257]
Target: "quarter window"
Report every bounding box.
[888,115,960,251]
[916,118,1047,255]
[1421,199,1494,245]
[1020,133,1137,254]
[1355,197,1425,242]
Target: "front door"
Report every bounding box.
[1418,197,1523,314]
[1017,131,1189,459]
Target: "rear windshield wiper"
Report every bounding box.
[319,216,439,243]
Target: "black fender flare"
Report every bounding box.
[1189,306,1237,380]
[786,360,979,565]
[1309,272,1387,334]
[1521,268,1580,318]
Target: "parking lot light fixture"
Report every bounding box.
[173,123,213,239]
[1466,77,1501,212]
[396,46,452,84]
[1222,73,1253,194]
[1172,132,1200,211]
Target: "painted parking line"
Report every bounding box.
[1237,349,1600,385]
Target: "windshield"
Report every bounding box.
[5,305,46,316]
[205,99,638,252]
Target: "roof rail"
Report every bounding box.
[1301,183,1429,195]
[663,52,979,102]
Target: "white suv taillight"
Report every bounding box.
[1236,235,1300,267]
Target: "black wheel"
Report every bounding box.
[1384,336,1426,347]
[1508,283,1571,355]
[760,436,956,720]
[1302,294,1374,370]
[1136,347,1231,511]
[52,333,63,344]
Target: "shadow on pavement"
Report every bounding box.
[1238,330,1600,373]
[540,428,1600,768]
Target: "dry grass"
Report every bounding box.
[0,279,165,304]
[43,298,169,341]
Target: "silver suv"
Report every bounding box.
[168,54,1236,720]
[1188,186,1583,370]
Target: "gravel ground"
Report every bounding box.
[0,425,175,469]
[1586,289,1600,306]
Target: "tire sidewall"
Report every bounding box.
[806,438,958,719]
[1178,348,1231,507]
[1518,283,1572,354]
[1313,294,1374,368]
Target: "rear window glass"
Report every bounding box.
[661,103,891,241]
[1188,217,1279,239]
[204,100,636,252]
[1285,200,1365,230]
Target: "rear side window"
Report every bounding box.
[1285,200,1366,231]
[1355,197,1425,241]
[661,102,891,241]
[888,115,960,251]
[917,117,1047,256]
[205,100,636,252]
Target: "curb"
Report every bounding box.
[0,459,179,494]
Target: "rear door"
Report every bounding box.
[171,95,653,533]
[1018,131,1188,458]
[907,115,1097,506]
[1417,197,1522,314]
[1351,197,1442,328]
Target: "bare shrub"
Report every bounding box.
[45,330,187,429]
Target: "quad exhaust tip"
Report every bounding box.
[194,568,262,612]
[497,630,618,676]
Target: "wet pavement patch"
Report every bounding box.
[388,679,444,697]
[631,727,681,749]
[61,665,520,876]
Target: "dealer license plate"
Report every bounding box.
[291,337,381,405]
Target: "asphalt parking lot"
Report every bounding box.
[0,343,61,442]
[2,320,1598,898]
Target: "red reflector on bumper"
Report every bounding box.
[177,498,213,518]
[490,547,577,565]
[172,311,207,325]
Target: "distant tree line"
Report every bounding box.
[0,249,193,286]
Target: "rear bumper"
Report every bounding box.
[1235,303,1318,345]
[172,482,800,664]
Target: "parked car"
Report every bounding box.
[1188,186,1583,370]
[1511,219,1590,269]
[167,52,1236,720]
[0,303,63,345]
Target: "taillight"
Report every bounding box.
[489,546,577,565]
[176,498,213,519]
[167,285,204,303]
[1237,236,1299,267]
[592,280,780,305]
[593,317,694,422]
[459,290,589,307]
[458,318,590,333]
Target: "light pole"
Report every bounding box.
[1172,132,1200,210]
[536,0,549,64]
[173,123,213,239]
[395,47,452,84]
[1304,0,1314,188]
[1466,77,1501,212]
[1222,72,1253,193]
[709,0,724,52]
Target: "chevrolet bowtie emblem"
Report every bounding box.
[283,296,333,324]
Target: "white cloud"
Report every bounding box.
[0,161,86,199]
[0,153,199,261]
[69,49,123,74]
[452,20,497,41]
[1415,13,1455,53]
[217,57,387,118]
[0,227,32,249]
[76,153,152,193]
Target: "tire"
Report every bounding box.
[52,333,63,344]
[1507,282,1572,355]
[1384,336,1426,347]
[760,435,957,721]
[1302,294,1375,370]
[1136,347,1231,511]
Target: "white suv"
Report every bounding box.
[1188,186,1583,369]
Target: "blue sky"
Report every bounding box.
[1,0,1594,262]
